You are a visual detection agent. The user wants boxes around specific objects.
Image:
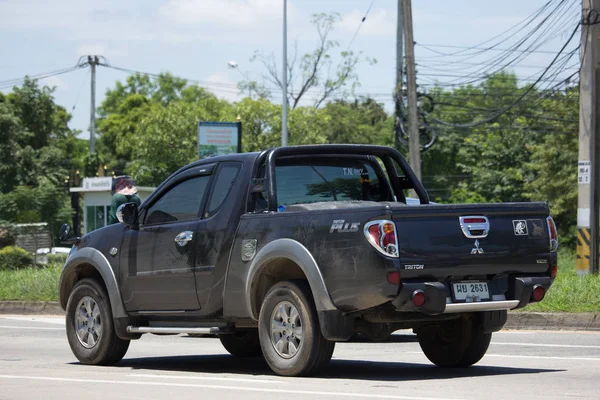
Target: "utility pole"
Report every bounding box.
[577,0,600,275]
[395,0,404,151]
[402,0,421,180]
[281,0,289,147]
[88,55,98,154]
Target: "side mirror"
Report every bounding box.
[117,203,139,228]
[59,223,80,244]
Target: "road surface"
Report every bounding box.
[0,315,599,399]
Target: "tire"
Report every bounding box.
[258,280,335,376]
[219,330,263,357]
[65,278,130,365]
[416,316,491,368]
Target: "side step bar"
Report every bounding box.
[127,326,221,335]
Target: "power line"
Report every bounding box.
[346,0,376,51]
[421,22,581,129]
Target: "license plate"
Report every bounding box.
[452,281,490,302]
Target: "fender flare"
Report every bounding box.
[244,238,337,320]
[58,247,128,319]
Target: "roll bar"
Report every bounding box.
[255,144,430,212]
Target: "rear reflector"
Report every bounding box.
[387,271,401,285]
[411,290,426,307]
[551,265,558,280]
[532,285,545,302]
[546,216,558,252]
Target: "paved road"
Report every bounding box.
[1,315,599,400]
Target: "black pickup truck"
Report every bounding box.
[58,145,558,376]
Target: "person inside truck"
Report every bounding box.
[108,175,141,225]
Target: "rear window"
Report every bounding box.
[275,162,390,206]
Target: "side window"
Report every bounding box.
[206,163,241,217]
[145,176,210,225]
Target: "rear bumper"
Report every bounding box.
[392,276,553,315]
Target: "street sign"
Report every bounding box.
[578,161,591,184]
[198,121,242,159]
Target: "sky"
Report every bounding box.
[0,0,581,139]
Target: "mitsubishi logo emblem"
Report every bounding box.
[471,240,484,254]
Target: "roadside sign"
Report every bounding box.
[198,121,242,159]
[578,161,590,184]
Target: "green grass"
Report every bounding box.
[0,253,599,312]
[521,250,600,313]
[0,263,62,301]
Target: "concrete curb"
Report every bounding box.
[506,311,600,331]
[0,301,64,315]
[0,302,598,331]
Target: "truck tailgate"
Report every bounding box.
[390,202,553,280]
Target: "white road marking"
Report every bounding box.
[491,342,600,349]
[129,373,278,384]
[407,352,600,361]
[0,316,64,325]
[0,374,464,400]
[0,325,63,331]
[484,354,600,361]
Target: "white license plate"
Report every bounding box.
[452,282,490,301]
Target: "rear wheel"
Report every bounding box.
[65,278,130,365]
[416,316,491,368]
[219,330,262,357]
[258,280,335,376]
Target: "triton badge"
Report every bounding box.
[471,240,484,255]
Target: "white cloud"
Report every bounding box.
[339,8,396,38]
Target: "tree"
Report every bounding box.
[319,98,392,145]
[97,73,221,175]
[246,12,375,109]
[127,98,233,186]
[0,78,83,242]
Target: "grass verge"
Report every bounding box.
[521,250,600,313]
[0,252,598,312]
[0,263,62,301]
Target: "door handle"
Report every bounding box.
[174,231,193,247]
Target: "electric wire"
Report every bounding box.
[346,0,376,51]
[420,21,581,129]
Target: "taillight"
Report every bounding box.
[364,220,399,257]
[550,265,558,280]
[531,285,546,302]
[463,217,487,224]
[546,216,558,252]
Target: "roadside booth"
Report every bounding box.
[69,177,155,233]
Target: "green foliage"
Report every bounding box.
[319,98,392,145]
[0,222,16,249]
[0,78,79,244]
[522,250,600,313]
[0,246,33,271]
[127,99,233,185]
[47,253,68,265]
[0,263,62,301]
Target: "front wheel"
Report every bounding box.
[65,278,130,365]
[416,316,491,368]
[258,280,335,376]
